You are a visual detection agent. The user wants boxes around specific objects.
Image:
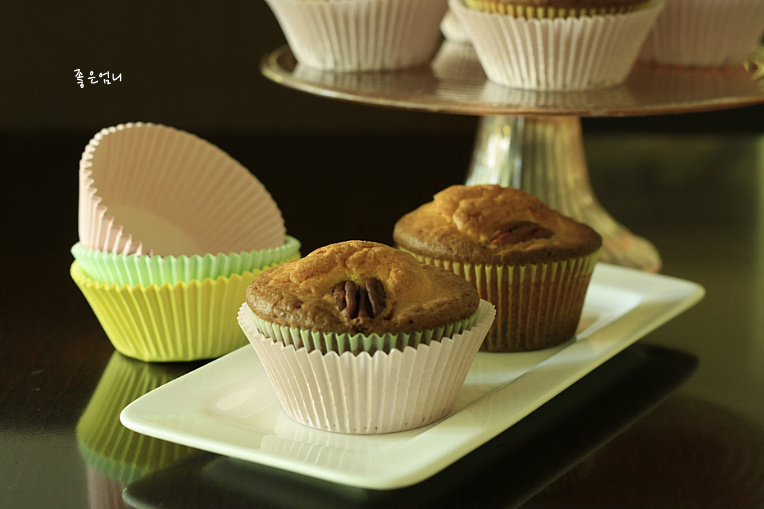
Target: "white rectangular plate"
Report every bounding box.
[121,263,704,490]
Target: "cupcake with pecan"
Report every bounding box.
[238,240,495,434]
[393,185,601,352]
[449,0,663,89]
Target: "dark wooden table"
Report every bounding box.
[2,129,763,508]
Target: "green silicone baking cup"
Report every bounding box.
[71,235,301,286]
[252,307,480,355]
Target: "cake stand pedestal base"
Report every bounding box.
[465,115,661,273]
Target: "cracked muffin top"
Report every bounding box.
[246,240,479,335]
[393,185,602,266]
[465,0,649,15]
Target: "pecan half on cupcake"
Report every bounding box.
[238,240,495,434]
[393,185,601,352]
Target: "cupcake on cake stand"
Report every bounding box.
[260,43,764,273]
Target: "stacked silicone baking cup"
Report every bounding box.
[71,122,301,362]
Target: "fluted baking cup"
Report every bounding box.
[79,122,286,256]
[79,172,147,256]
[441,9,471,42]
[238,300,495,434]
[450,0,663,90]
[639,0,764,67]
[71,261,264,362]
[77,352,193,484]
[251,305,479,355]
[71,235,301,287]
[406,250,599,352]
[265,0,448,71]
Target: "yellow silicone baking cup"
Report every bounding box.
[71,258,296,362]
[76,352,193,484]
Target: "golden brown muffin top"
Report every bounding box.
[246,240,480,335]
[393,185,601,266]
[498,0,644,7]
[466,0,649,17]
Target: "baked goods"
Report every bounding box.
[239,240,496,434]
[247,240,480,342]
[393,185,601,352]
[639,0,764,67]
[464,0,648,16]
[449,0,663,89]
[264,0,448,71]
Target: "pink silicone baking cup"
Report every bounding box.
[238,300,496,434]
[79,122,286,256]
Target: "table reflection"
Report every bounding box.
[123,343,697,509]
[76,353,206,509]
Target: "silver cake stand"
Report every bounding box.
[261,42,764,272]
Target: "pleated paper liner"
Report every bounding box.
[403,249,600,352]
[264,0,448,71]
[71,235,301,287]
[639,0,764,67]
[238,300,496,434]
[440,9,471,43]
[79,169,146,256]
[449,0,663,90]
[76,352,194,486]
[78,122,286,256]
[251,306,479,355]
[71,260,285,362]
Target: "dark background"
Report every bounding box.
[2,1,762,137]
[1,1,763,254]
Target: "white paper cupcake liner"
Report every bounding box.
[265,0,448,71]
[238,300,496,434]
[404,249,600,352]
[639,0,764,67]
[441,9,471,42]
[79,122,286,256]
[449,0,664,90]
[71,236,301,286]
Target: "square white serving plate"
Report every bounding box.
[121,263,704,490]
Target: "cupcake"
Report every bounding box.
[639,0,764,67]
[463,0,648,16]
[449,0,664,89]
[238,240,496,434]
[265,0,449,71]
[393,185,601,352]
